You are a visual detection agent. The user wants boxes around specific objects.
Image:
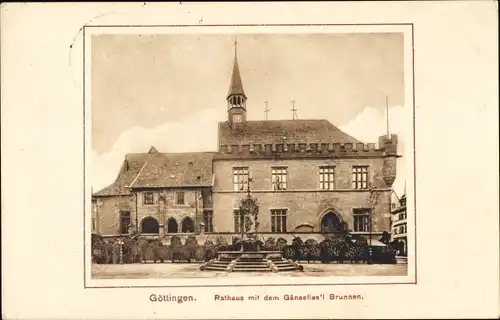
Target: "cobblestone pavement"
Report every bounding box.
[91,262,407,279]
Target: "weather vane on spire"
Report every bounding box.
[264,101,270,120]
[290,100,298,120]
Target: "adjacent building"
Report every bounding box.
[92,44,401,243]
[391,194,407,255]
[92,149,215,238]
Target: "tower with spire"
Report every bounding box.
[227,38,247,129]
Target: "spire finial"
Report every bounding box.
[290,100,298,120]
[234,37,238,60]
[264,101,270,120]
[386,95,390,138]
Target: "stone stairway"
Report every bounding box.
[201,255,303,272]
[269,256,304,272]
[202,257,233,272]
[232,258,271,272]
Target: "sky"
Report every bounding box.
[91,32,409,197]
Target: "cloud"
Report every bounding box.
[338,105,411,197]
[90,108,224,191]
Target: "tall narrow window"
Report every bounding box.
[352,166,369,189]
[233,209,243,233]
[204,210,214,232]
[92,218,96,232]
[143,192,154,205]
[270,209,287,232]
[176,191,185,205]
[119,211,131,234]
[353,208,371,232]
[233,167,249,191]
[319,166,335,190]
[271,167,288,191]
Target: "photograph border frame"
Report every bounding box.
[83,23,417,289]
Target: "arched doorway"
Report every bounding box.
[167,218,178,233]
[320,211,343,233]
[181,217,194,233]
[141,217,159,234]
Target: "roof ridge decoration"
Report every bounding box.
[148,146,159,154]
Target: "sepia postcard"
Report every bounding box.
[2,2,498,320]
[86,24,415,288]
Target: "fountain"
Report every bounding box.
[200,183,303,273]
[199,235,303,273]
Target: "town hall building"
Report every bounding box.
[92,44,400,243]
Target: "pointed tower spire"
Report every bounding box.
[227,37,247,128]
[227,37,246,99]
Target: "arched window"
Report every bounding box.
[320,211,343,233]
[141,217,159,234]
[294,224,314,233]
[167,218,178,233]
[181,217,194,233]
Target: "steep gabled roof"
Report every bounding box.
[218,119,361,146]
[93,152,216,196]
[92,153,150,196]
[129,152,215,188]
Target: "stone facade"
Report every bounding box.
[93,188,212,236]
[93,194,135,236]
[391,195,407,255]
[212,157,393,237]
